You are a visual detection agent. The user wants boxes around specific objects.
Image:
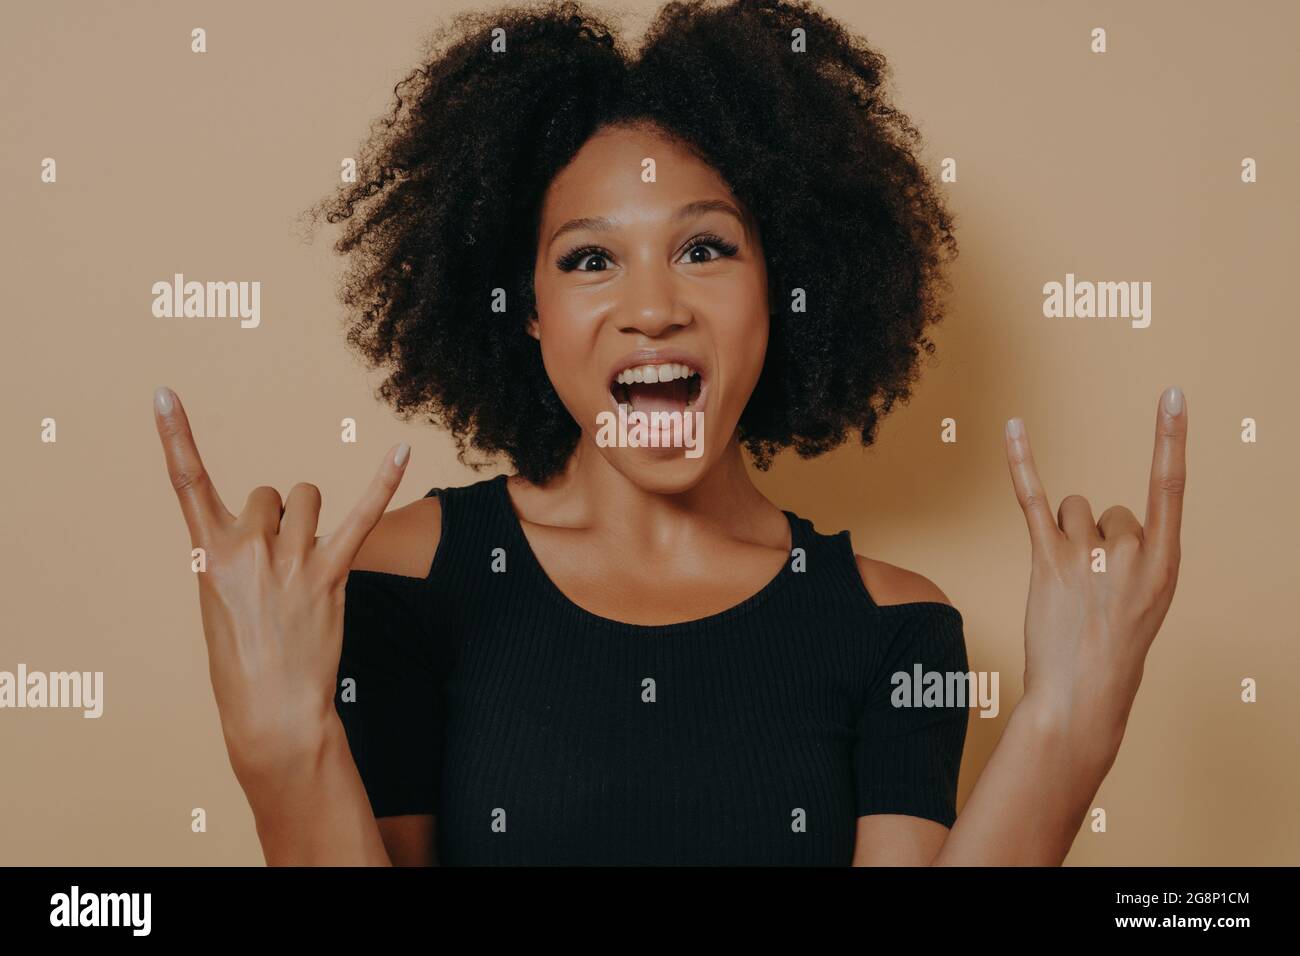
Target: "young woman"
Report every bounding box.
[152,0,1186,866]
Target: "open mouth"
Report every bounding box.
[609,362,703,415]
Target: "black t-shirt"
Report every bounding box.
[335,474,969,865]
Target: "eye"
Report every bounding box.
[555,234,741,272]
[677,233,740,264]
[556,245,611,273]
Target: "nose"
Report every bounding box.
[617,257,691,337]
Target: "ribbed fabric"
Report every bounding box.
[334,474,969,866]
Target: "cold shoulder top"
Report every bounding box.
[334,474,969,865]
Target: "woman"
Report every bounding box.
[152,0,1186,865]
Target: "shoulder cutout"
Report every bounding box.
[350,494,442,578]
[854,554,952,608]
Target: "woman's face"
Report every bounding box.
[530,121,769,493]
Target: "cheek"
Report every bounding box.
[721,297,770,396]
[535,311,599,415]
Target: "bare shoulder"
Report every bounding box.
[853,554,953,608]
[350,494,442,578]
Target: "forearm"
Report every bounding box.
[236,715,392,866]
[931,697,1120,866]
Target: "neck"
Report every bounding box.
[524,430,784,552]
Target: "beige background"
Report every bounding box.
[1,0,1295,865]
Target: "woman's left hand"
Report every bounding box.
[1003,387,1187,769]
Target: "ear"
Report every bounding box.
[526,310,540,340]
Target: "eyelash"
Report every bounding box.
[556,233,741,273]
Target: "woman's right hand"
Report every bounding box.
[152,386,411,784]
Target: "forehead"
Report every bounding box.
[539,123,735,225]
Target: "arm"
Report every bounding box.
[853,693,1119,867]
[933,392,1185,865]
[849,557,961,866]
[378,816,438,866]
[854,389,1186,866]
[242,522,444,868]
[342,495,445,866]
[241,476,444,867]
[237,716,394,866]
[152,386,425,867]
[929,693,1118,866]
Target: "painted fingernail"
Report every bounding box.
[154,386,174,415]
[1162,386,1183,416]
[1006,417,1023,440]
[393,442,410,467]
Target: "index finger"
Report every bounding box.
[153,386,233,541]
[321,442,411,574]
[1143,386,1187,558]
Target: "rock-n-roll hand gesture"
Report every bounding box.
[1003,386,1186,766]
[152,385,410,784]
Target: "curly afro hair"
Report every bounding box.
[304,0,958,485]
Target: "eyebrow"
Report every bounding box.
[547,198,750,249]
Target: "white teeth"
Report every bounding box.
[615,363,698,385]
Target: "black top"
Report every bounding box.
[334,474,969,865]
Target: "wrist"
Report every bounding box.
[233,717,384,866]
[1015,691,1123,780]
[226,707,342,794]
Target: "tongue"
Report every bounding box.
[625,378,690,414]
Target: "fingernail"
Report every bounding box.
[154,386,174,415]
[393,442,410,467]
[1162,386,1183,416]
[1005,417,1023,440]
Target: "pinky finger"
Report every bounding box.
[1005,417,1061,552]
[321,443,411,574]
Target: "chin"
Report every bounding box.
[602,448,717,496]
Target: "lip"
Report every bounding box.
[604,348,711,417]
